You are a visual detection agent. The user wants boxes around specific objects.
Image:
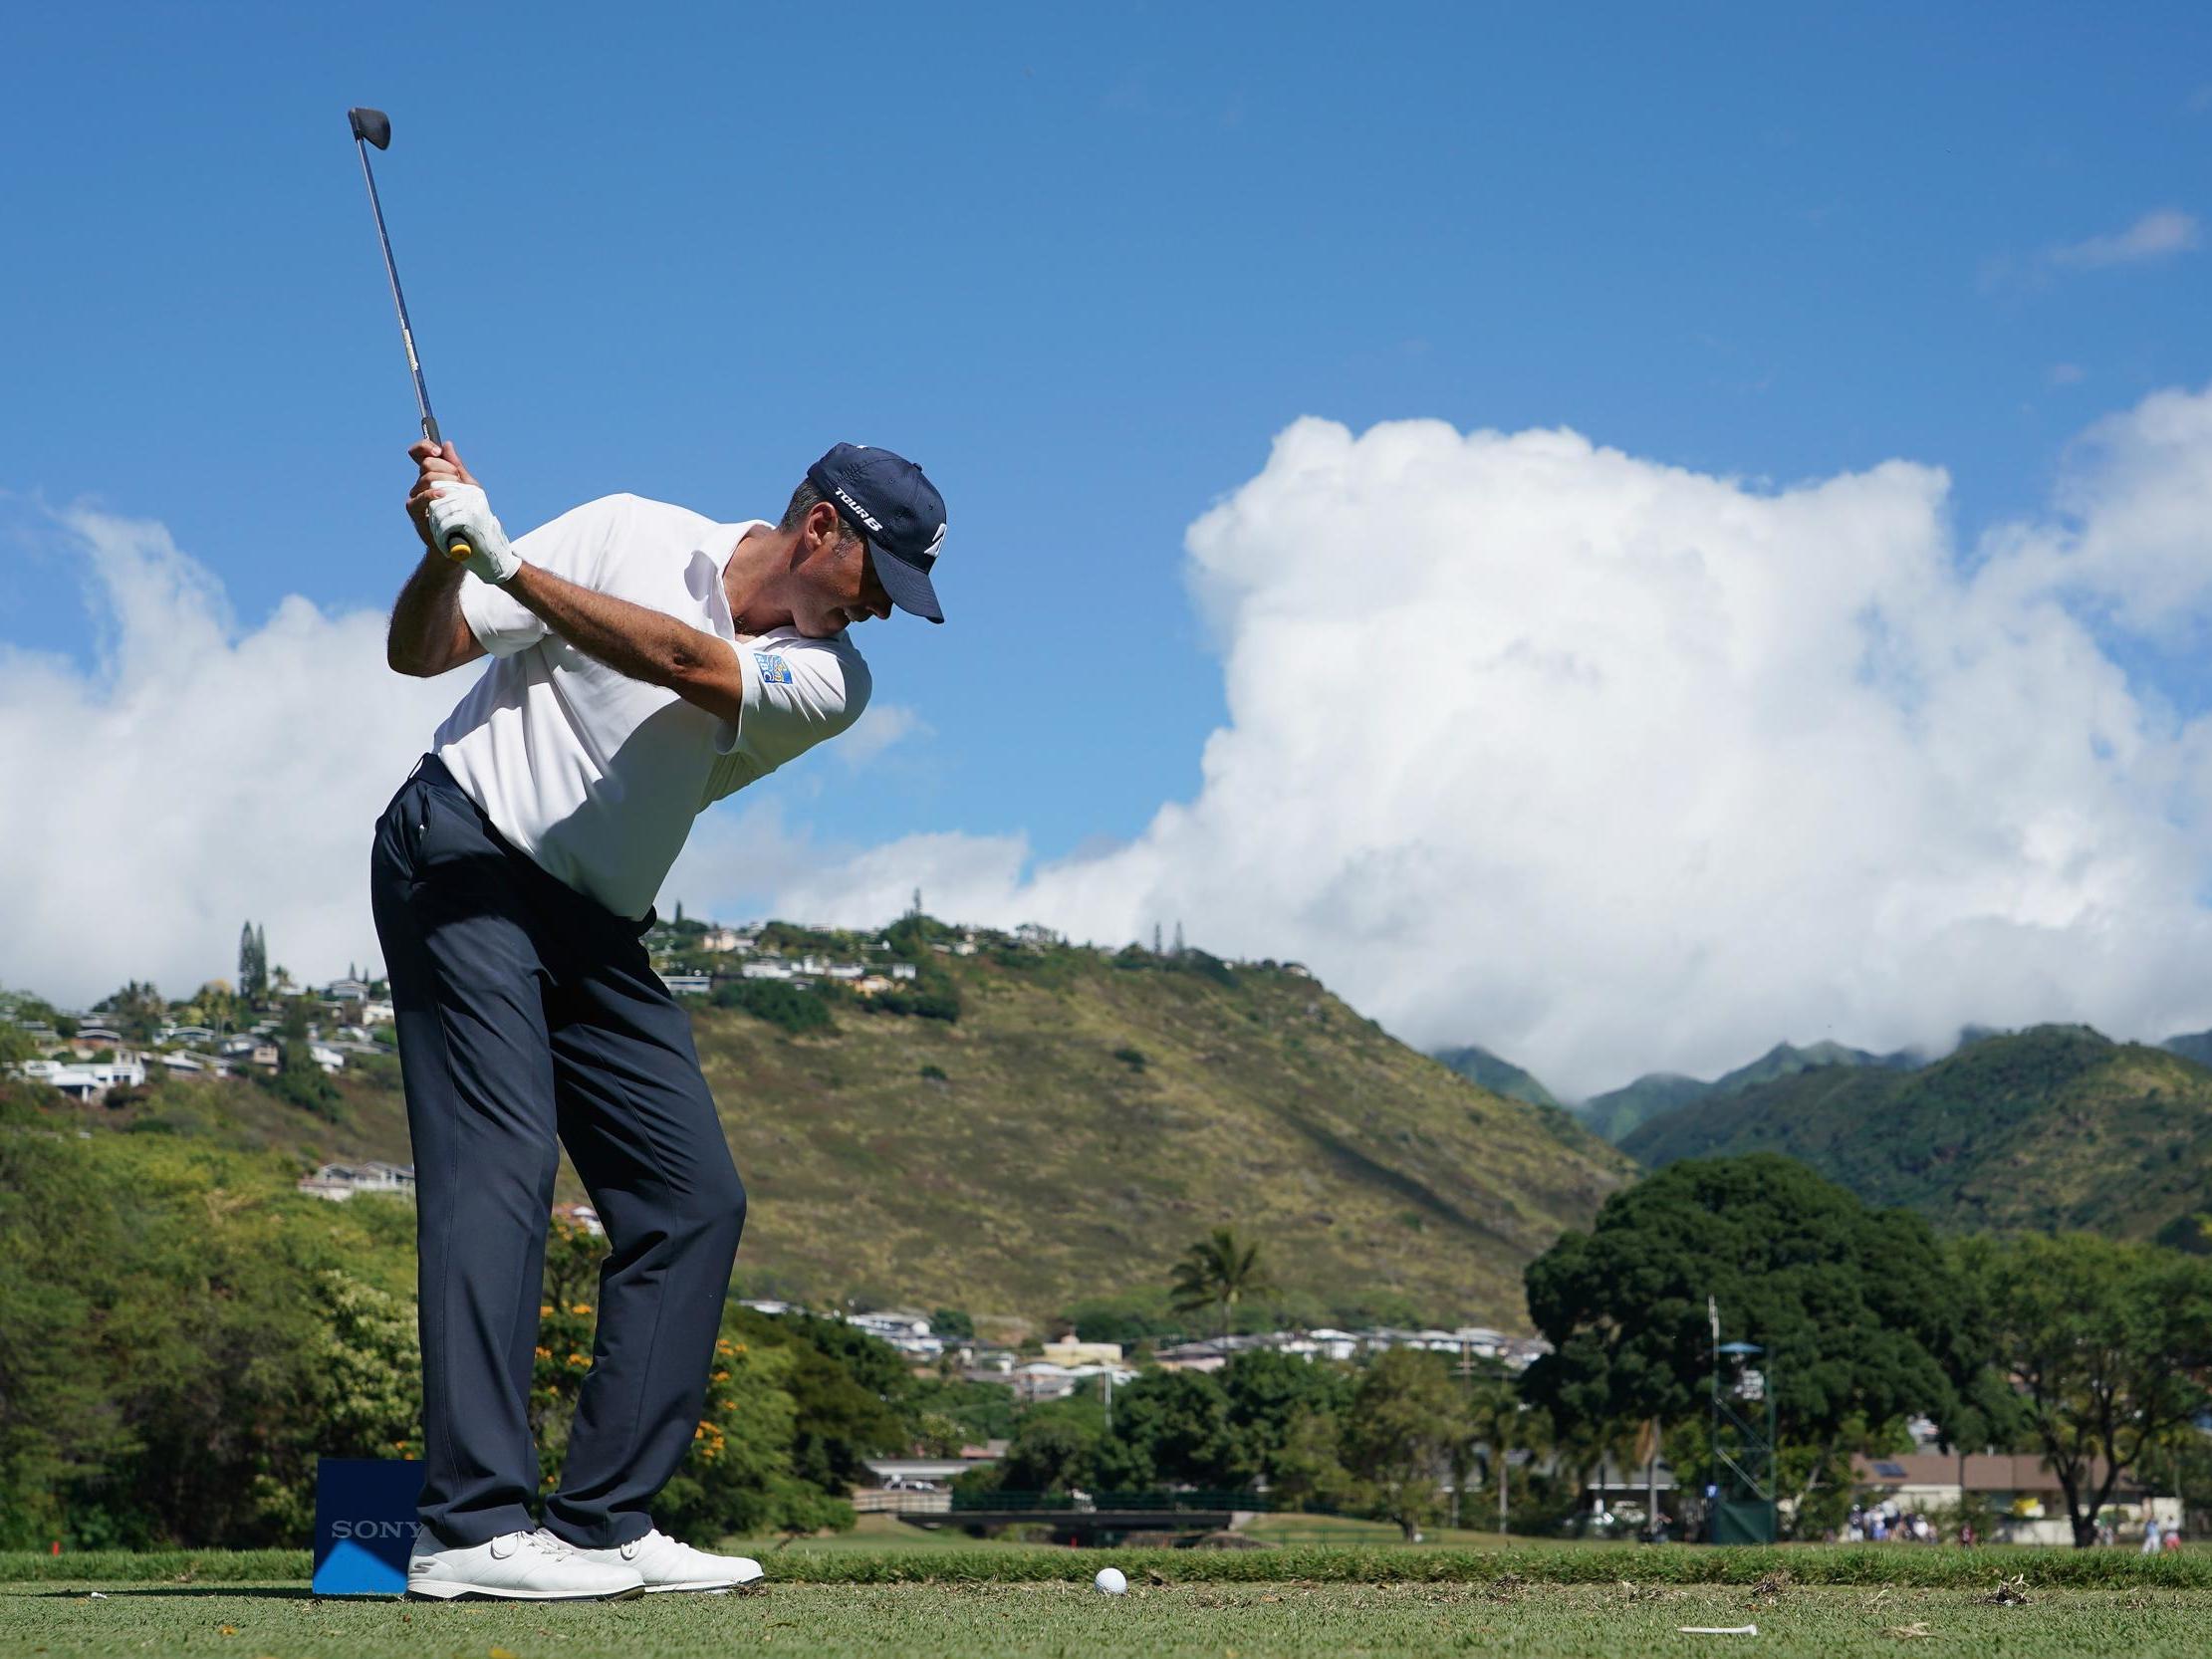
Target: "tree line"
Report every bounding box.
[3,1060,2206,1548]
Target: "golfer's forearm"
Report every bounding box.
[388,551,476,676]
[504,564,740,717]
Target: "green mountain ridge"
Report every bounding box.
[53,936,1635,1331]
[1620,1024,2212,1249]
[1430,1044,1563,1111]
[1576,1038,1922,1143]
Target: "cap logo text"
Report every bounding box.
[830,486,883,535]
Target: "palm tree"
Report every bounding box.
[1168,1227,1272,1343]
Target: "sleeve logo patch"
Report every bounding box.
[753,652,793,685]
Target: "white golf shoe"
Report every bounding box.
[562,1528,764,1593]
[405,1525,646,1601]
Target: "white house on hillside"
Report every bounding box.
[297,1161,415,1202]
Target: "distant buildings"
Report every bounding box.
[1850,1452,2178,1545]
[1153,1325,1546,1373]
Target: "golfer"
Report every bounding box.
[371,437,947,1600]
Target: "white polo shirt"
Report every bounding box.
[430,492,869,919]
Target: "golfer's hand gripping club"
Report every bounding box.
[421,421,478,567]
[408,441,518,584]
[426,483,519,585]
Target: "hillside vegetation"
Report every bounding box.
[56,938,1634,1330]
[1620,1025,2212,1248]
[1576,1039,1921,1142]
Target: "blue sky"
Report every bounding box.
[7,3,2208,853]
[9,4,2212,1079]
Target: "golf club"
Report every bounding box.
[347,106,474,564]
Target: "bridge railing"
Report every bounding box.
[947,1490,1258,1514]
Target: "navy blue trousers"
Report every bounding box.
[369,754,746,1549]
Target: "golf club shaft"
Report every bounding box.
[352,133,474,562]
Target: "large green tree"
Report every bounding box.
[1523,1155,1984,1533]
[1218,1347,1354,1487]
[1957,1231,2212,1546]
[1101,1368,1242,1490]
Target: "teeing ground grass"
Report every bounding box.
[5,1538,2211,1657]
[7,1576,2212,1658]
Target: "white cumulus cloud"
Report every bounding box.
[721,389,2212,1097]
[0,506,457,1005]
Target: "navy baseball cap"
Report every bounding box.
[806,443,948,623]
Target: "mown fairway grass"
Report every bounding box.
[7,1576,2211,1659]
[6,1544,2210,1657]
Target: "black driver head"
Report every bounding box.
[348,108,391,150]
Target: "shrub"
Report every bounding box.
[713,978,833,1035]
[864,962,961,1023]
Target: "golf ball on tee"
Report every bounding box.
[1095,1566,1127,1595]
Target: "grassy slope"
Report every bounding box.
[66,954,1632,1330]
[692,954,1632,1326]
[1621,1026,2212,1245]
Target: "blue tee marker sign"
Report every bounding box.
[311,1458,422,1595]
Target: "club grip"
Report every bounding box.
[442,533,477,564]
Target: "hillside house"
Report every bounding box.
[552,1201,605,1237]
[297,1161,415,1203]
[221,1036,280,1068]
[659,971,711,997]
[20,1054,146,1102]
[1009,1361,1078,1403]
[1040,1338,1123,1368]
[363,999,394,1026]
[325,978,371,1003]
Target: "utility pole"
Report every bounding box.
[1452,1334,1478,1531]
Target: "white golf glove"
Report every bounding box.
[425,482,521,585]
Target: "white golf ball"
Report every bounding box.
[1095,1566,1127,1596]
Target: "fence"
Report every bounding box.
[948,1491,1258,1515]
